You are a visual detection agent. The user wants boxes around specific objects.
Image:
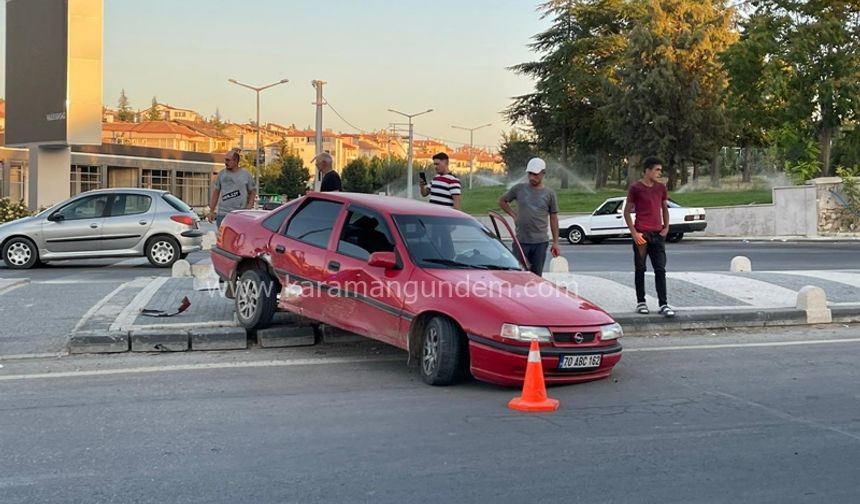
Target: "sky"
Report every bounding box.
[0,0,548,151]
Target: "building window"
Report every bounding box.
[176,171,209,207]
[70,165,101,196]
[9,164,26,202]
[142,169,170,191]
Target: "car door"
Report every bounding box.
[488,210,527,269]
[99,193,155,252]
[589,199,626,235]
[323,205,405,344]
[41,193,110,255]
[269,198,345,321]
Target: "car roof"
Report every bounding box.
[78,188,169,196]
[305,192,467,218]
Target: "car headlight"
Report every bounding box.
[600,323,623,341]
[500,324,551,342]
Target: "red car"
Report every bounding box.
[212,192,622,386]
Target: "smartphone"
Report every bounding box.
[419,172,427,184]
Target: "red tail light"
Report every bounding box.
[170,215,194,226]
[684,215,695,222]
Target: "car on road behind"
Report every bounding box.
[212,192,623,387]
[0,188,202,269]
[559,196,706,244]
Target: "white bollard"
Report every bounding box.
[796,286,832,324]
[171,259,192,278]
[730,256,752,272]
[191,263,214,278]
[548,256,570,273]
[201,231,217,251]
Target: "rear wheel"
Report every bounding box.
[2,237,39,269]
[667,233,684,243]
[235,268,278,330]
[566,226,586,245]
[146,235,181,267]
[420,316,462,386]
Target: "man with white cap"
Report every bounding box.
[498,157,560,276]
[315,152,341,192]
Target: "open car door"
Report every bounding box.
[488,210,528,270]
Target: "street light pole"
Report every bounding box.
[388,108,433,199]
[452,123,492,190]
[228,78,289,205]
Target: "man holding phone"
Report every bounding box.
[419,152,461,209]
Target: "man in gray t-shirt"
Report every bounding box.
[208,149,257,228]
[498,157,560,276]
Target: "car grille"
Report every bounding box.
[552,331,597,344]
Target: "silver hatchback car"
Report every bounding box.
[0,188,203,269]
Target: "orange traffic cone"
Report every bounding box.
[508,339,560,413]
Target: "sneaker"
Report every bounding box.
[659,305,675,318]
[636,302,649,314]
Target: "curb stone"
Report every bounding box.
[255,325,316,348]
[614,308,809,335]
[190,327,248,351]
[68,330,130,354]
[130,328,190,352]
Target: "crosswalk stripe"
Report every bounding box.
[666,272,798,308]
[776,270,860,290]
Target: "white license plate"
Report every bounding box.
[558,354,601,369]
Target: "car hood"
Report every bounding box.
[422,268,614,327]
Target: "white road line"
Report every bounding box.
[0,352,66,361]
[668,272,798,308]
[776,270,860,290]
[109,277,169,332]
[0,278,29,294]
[0,356,402,382]
[625,337,860,352]
[71,277,151,333]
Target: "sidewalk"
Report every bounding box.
[64,266,860,355]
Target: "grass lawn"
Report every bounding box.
[459,186,774,215]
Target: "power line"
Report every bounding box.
[321,95,368,134]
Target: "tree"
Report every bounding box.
[116,89,134,122]
[604,0,737,190]
[499,130,536,180]
[145,97,161,121]
[263,152,310,199]
[342,158,373,193]
[211,108,225,131]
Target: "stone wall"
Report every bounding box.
[811,177,860,235]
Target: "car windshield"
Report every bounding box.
[393,215,522,270]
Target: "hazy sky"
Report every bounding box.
[0,1,548,150]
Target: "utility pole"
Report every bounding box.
[228,77,289,204]
[312,80,326,191]
[388,108,433,199]
[452,122,492,189]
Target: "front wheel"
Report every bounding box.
[566,226,586,245]
[420,317,462,386]
[2,237,39,269]
[235,268,278,330]
[667,233,684,243]
[146,236,181,267]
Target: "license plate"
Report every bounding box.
[558,354,601,369]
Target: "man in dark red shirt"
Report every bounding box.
[623,157,675,317]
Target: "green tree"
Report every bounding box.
[604,0,737,190]
[145,97,161,121]
[342,158,373,193]
[116,89,135,122]
[264,152,310,199]
[499,130,536,180]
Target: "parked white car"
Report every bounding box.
[559,197,706,245]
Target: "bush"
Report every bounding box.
[0,198,31,224]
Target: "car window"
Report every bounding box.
[667,199,681,208]
[109,194,152,216]
[262,201,298,232]
[162,193,193,213]
[393,215,521,270]
[337,208,396,260]
[55,194,111,220]
[594,200,622,215]
[284,199,343,249]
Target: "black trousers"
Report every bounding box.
[521,241,549,276]
[633,232,667,306]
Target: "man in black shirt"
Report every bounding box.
[316,152,342,192]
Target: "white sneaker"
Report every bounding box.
[659,305,675,318]
[636,302,649,315]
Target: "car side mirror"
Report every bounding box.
[47,212,65,222]
[368,251,397,270]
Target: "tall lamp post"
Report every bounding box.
[388,108,433,199]
[228,78,289,203]
[452,122,492,189]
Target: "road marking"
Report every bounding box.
[668,272,798,308]
[0,278,29,294]
[72,278,152,333]
[0,352,66,361]
[776,270,860,289]
[625,337,860,352]
[109,277,169,332]
[0,356,402,382]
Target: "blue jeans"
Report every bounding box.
[215,214,226,228]
[521,241,549,276]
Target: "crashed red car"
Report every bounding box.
[211,192,622,386]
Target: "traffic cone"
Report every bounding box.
[508,339,560,413]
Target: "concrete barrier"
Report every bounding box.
[796,286,832,324]
[548,256,569,273]
[201,231,217,251]
[171,259,192,278]
[730,256,752,272]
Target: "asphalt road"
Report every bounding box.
[1,326,859,504]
